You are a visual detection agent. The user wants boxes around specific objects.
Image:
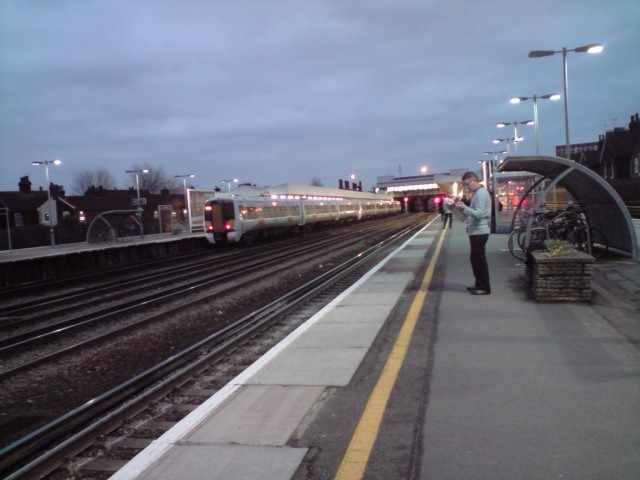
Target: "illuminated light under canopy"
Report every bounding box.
[387,183,439,192]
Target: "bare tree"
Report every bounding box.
[310,176,324,187]
[73,167,117,194]
[130,163,177,193]
[73,171,94,194]
[95,168,116,189]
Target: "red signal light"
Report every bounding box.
[434,197,441,204]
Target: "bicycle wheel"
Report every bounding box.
[566,226,588,252]
[508,229,526,260]
[589,227,609,258]
[527,227,548,252]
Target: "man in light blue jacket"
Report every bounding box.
[455,171,491,295]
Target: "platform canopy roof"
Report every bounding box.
[497,155,637,259]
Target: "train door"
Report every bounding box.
[204,199,236,242]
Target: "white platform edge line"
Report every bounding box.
[109,217,438,480]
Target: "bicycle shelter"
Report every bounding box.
[497,155,637,259]
[86,210,142,243]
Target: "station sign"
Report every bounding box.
[132,198,147,206]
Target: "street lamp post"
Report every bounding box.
[528,43,603,159]
[221,178,238,191]
[174,174,195,229]
[492,137,521,155]
[509,94,561,155]
[496,120,534,155]
[484,150,507,162]
[125,169,149,237]
[32,159,62,247]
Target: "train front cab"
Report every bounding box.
[204,198,236,244]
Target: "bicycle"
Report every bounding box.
[507,206,609,260]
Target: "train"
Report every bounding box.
[204,194,402,244]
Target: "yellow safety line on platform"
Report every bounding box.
[334,227,446,480]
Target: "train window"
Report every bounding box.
[222,202,235,220]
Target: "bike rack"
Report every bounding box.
[86,210,141,244]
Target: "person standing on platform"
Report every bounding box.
[455,172,491,295]
[441,198,453,229]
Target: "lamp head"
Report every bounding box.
[528,49,555,58]
[510,97,524,104]
[497,123,507,128]
[575,43,603,53]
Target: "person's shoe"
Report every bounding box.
[469,289,490,295]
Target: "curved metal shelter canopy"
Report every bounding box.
[497,155,637,259]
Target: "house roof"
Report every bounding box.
[61,190,138,212]
[602,128,640,159]
[0,191,49,211]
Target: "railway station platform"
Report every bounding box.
[107,215,640,480]
[0,232,207,287]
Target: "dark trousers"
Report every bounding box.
[469,234,490,293]
[442,213,452,229]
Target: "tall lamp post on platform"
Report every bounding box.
[496,120,534,155]
[174,174,195,225]
[221,178,238,191]
[509,93,561,155]
[32,159,62,247]
[528,43,603,159]
[492,137,521,155]
[125,168,149,237]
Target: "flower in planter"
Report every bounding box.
[540,239,579,258]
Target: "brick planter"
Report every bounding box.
[528,251,595,302]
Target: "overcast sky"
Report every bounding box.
[1,0,639,194]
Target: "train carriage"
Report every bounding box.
[301,201,340,225]
[205,196,303,244]
[204,194,401,245]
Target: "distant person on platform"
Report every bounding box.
[455,172,491,295]
[441,197,453,229]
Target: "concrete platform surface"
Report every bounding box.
[107,216,640,480]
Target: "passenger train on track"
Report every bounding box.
[204,194,402,244]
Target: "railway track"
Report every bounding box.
[0,214,431,480]
[0,222,388,361]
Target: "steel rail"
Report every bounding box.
[0,217,426,479]
[0,218,414,373]
[0,225,379,355]
[0,220,391,320]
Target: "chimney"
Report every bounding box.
[18,176,32,193]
